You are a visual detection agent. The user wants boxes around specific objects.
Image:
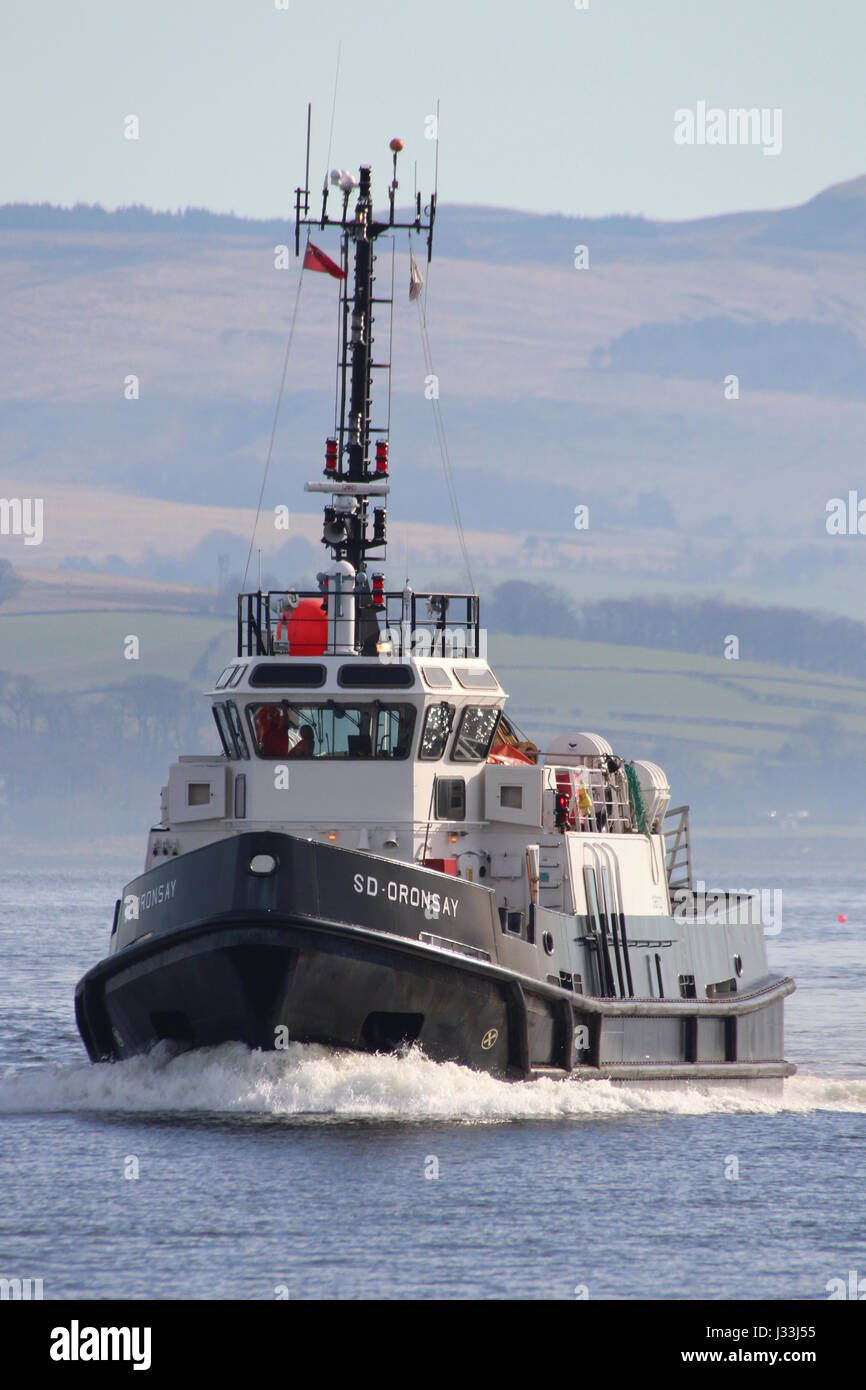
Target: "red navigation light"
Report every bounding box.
[375,440,389,475]
[555,792,570,831]
[325,438,338,473]
[372,573,385,609]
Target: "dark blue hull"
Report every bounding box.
[75,832,795,1082]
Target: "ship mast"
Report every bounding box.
[294,131,436,649]
[343,162,376,571]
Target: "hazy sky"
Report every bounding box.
[1,0,863,222]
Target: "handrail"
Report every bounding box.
[236,588,481,658]
[554,762,633,834]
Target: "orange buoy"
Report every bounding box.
[278,598,328,655]
[838,913,847,923]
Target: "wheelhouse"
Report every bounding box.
[208,654,505,768]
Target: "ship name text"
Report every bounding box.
[353,873,458,920]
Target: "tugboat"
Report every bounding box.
[75,135,795,1086]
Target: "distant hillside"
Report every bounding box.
[749,174,866,252]
[3,175,866,619]
[486,584,866,683]
[3,611,866,835]
[592,317,866,398]
[0,199,664,265]
[2,171,865,260]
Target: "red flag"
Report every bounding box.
[303,242,345,280]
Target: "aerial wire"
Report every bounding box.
[241,257,307,591]
[243,44,343,593]
[409,103,474,592]
[413,285,474,593]
[323,41,342,192]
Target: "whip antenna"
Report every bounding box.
[320,41,342,226]
[303,103,311,215]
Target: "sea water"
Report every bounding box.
[0,834,863,1300]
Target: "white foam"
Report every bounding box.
[1,1046,864,1121]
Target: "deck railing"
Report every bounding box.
[237,588,481,659]
[552,762,633,834]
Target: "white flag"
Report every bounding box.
[409,251,424,302]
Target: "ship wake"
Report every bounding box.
[1,1044,864,1122]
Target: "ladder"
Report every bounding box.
[663,805,692,890]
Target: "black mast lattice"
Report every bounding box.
[294,138,436,576]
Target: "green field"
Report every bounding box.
[488,634,866,762]
[0,611,235,690]
[2,608,865,831]
[2,610,864,764]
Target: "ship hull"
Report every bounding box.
[75,832,795,1084]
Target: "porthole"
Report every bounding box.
[249,854,278,876]
[734,952,743,978]
[542,931,555,956]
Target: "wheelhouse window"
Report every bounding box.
[419,702,455,760]
[226,700,249,759]
[249,663,326,689]
[435,777,465,821]
[419,665,453,689]
[212,704,234,757]
[338,663,415,689]
[453,664,498,690]
[451,705,500,761]
[246,702,416,760]
[212,701,249,760]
